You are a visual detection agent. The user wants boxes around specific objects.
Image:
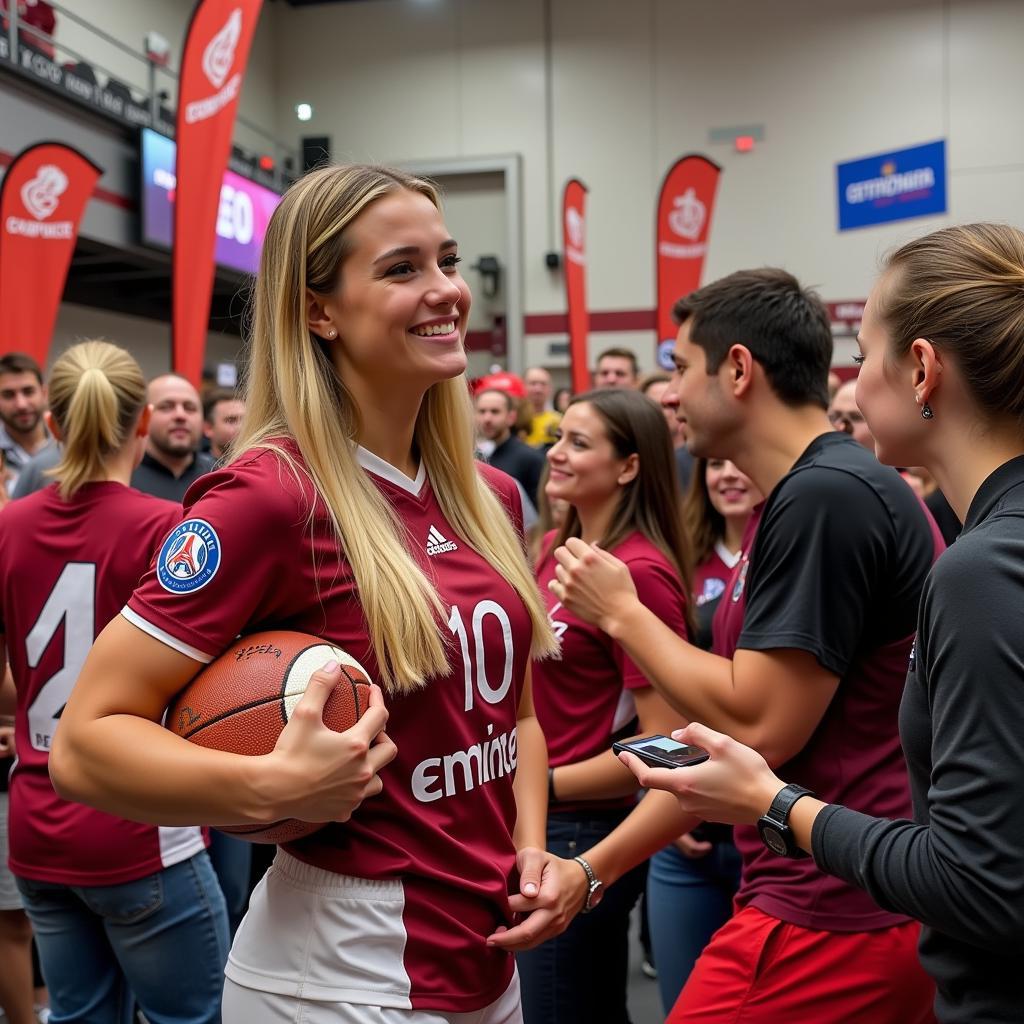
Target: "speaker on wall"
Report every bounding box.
[301,136,332,172]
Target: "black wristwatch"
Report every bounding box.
[757,784,815,859]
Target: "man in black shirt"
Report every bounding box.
[548,269,938,1024]
[130,374,213,503]
[475,387,545,507]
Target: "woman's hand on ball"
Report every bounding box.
[263,662,396,824]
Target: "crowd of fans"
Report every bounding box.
[13,188,1024,1024]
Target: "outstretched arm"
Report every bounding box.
[550,540,838,767]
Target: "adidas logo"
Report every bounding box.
[426,524,458,556]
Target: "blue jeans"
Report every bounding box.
[517,810,647,1024]
[206,831,253,937]
[16,851,229,1024]
[646,839,742,1015]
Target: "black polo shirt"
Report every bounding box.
[486,435,545,507]
[713,431,939,931]
[130,450,215,504]
[813,454,1024,1023]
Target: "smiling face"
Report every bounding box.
[545,401,635,511]
[705,458,760,521]
[316,189,471,393]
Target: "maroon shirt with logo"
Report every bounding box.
[712,432,944,931]
[125,445,532,1012]
[534,530,689,811]
[0,482,206,885]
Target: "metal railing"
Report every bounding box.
[2,1,297,189]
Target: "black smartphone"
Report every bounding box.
[612,734,710,769]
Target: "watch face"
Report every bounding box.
[761,824,787,856]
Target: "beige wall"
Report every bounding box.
[50,303,244,383]
[28,0,1024,377]
[273,0,1024,374]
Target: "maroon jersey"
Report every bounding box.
[533,531,689,810]
[125,446,533,1012]
[691,541,741,651]
[711,433,943,932]
[0,482,205,885]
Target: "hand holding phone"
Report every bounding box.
[612,734,709,769]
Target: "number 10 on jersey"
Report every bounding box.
[447,601,514,712]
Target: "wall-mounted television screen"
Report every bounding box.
[140,127,281,276]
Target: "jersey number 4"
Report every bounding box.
[25,563,96,752]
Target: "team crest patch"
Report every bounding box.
[157,519,221,594]
[731,558,750,603]
[697,578,726,607]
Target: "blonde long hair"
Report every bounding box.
[46,340,146,499]
[236,164,556,694]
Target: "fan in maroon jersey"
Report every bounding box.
[51,165,591,1024]
[518,387,692,1024]
[0,340,229,1024]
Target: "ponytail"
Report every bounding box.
[47,341,147,499]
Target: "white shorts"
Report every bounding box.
[0,791,24,912]
[222,971,522,1024]
[223,850,522,1024]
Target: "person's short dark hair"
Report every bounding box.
[0,352,44,384]
[672,269,832,409]
[475,387,515,413]
[203,387,239,423]
[596,347,639,376]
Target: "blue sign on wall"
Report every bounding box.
[837,140,947,231]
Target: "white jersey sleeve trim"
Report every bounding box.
[119,606,215,664]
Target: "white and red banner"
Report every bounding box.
[562,178,589,395]
[655,155,721,368]
[174,0,262,385]
[0,142,102,364]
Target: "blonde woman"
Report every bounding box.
[0,341,229,1023]
[52,165,583,1024]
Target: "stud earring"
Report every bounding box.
[921,402,934,420]
[327,328,337,339]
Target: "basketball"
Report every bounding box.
[167,630,373,844]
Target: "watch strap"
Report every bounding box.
[572,854,601,913]
[766,783,814,825]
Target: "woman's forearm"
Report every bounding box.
[584,788,698,888]
[51,618,288,827]
[552,748,641,803]
[513,712,548,850]
[51,713,277,826]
